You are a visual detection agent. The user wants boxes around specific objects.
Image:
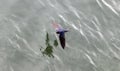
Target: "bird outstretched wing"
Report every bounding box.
[52,21,64,32]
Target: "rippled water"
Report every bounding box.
[0,0,120,71]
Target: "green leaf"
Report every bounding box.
[46,32,49,46]
[53,39,58,47]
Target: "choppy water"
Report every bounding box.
[0,0,120,71]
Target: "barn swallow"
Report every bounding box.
[52,21,68,49]
[56,30,68,49]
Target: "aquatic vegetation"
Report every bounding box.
[42,43,54,57]
[40,32,58,58]
[53,39,58,47]
[45,32,50,46]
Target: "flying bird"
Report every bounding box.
[52,21,68,49]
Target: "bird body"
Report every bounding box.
[57,30,67,49]
[52,21,68,49]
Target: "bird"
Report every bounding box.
[52,21,68,49]
[56,29,68,49]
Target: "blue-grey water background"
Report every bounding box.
[0,0,120,71]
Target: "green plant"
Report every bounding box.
[53,39,58,47]
[41,32,54,58]
[40,32,59,58]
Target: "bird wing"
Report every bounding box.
[52,21,63,32]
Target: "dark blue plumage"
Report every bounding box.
[56,30,68,49]
[52,21,68,49]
